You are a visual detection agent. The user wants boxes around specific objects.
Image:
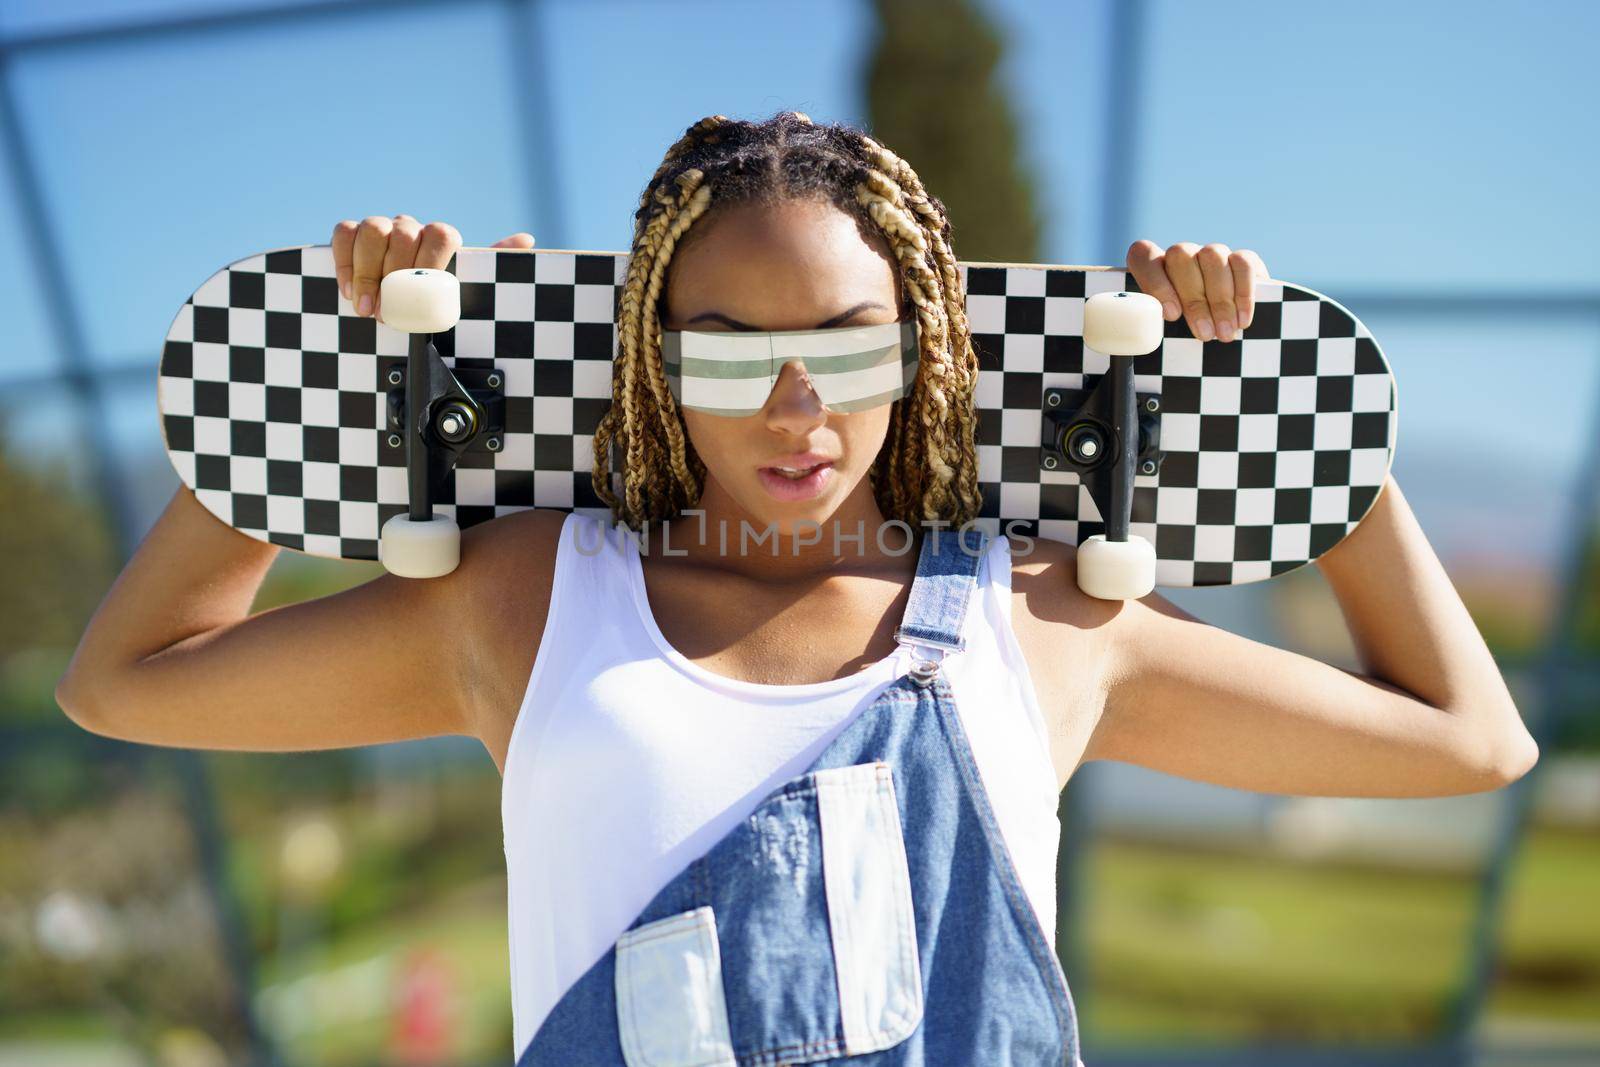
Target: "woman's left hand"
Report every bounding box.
[1125,240,1271,344]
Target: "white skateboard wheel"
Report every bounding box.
[379,512,461,578]
[379,268,461,334]
[1083,291,1164,356]
[1076,533,1156,601]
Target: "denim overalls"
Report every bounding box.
[517,526,1082,1066]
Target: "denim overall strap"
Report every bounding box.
[892,525,990,656]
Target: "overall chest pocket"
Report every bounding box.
[614,760,923,1066]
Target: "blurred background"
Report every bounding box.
[1,0,1596,1064]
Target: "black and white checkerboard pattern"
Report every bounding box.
[159,246,1396,586]
[962,264,1396,586]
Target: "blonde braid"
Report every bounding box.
[852,133,982,521]
[639,172,714,506]
[854,170,955,499]
[603,173,712,521]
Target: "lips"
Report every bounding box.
[755,454,836,502]
[758,451,835,472]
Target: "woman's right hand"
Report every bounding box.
[330,215,536,321]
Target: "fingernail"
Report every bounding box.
[1163,301,1180,321]
[340,280,350,302]
[358,294,372,317]
[1236,311,1249,332]
[1217,320,1234,343]
[1196,317,1214,342]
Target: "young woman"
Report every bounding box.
[57,112,1536,1066]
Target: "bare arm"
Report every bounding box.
[55,214,548,754]
[1082,474,1539,797]
[55,485,471,750]
[1068,241,1540,798]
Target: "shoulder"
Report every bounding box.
[1000,530,1200,660]
[995,532,1117,641]
[998,530,1074,577]
[458,506,573,621]
[448,507,575,740]
[991,533,1126,783]
[458,507,571,587]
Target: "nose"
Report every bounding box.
[763,360,828,434]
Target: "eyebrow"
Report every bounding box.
[684,301,890,332]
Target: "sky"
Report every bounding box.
[0,0,1596,562]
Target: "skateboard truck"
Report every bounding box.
[1040,387,1162,488]
[375,267,480,578]
[383,358,506,493]
[384,363,502,463]
[1048,291,1164,601]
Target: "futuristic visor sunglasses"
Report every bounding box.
[661,319,920,417]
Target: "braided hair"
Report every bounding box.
[592,110,981,530]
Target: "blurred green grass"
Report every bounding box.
[3,755,1596,1062]
[238,819,1600,1061]
[1081,827,1600,1048]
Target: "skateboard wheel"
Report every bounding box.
[379,268,460,334]
[1076,534,1156,601]
[379,512,461,578]
[1083,291,1164,356]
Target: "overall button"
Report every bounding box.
[909,658,939,685]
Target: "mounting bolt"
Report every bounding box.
[386,433,402,449]
[387,368,403,386]
[486,372,502,389]
[1144,396,1160,412]
[486,436,502,452]
[1046,391,1061,408]
[1043,454,1058,470]
[1141,459,1156,475]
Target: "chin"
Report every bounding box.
[733,481,851,539]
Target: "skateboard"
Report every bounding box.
[156,244,1397,592]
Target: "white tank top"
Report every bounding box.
[500,512,1061,1057]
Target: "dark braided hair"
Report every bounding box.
[592,110,981,530]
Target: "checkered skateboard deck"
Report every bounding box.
[157,244,1397,587]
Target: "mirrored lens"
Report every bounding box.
[662,320,919,416]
